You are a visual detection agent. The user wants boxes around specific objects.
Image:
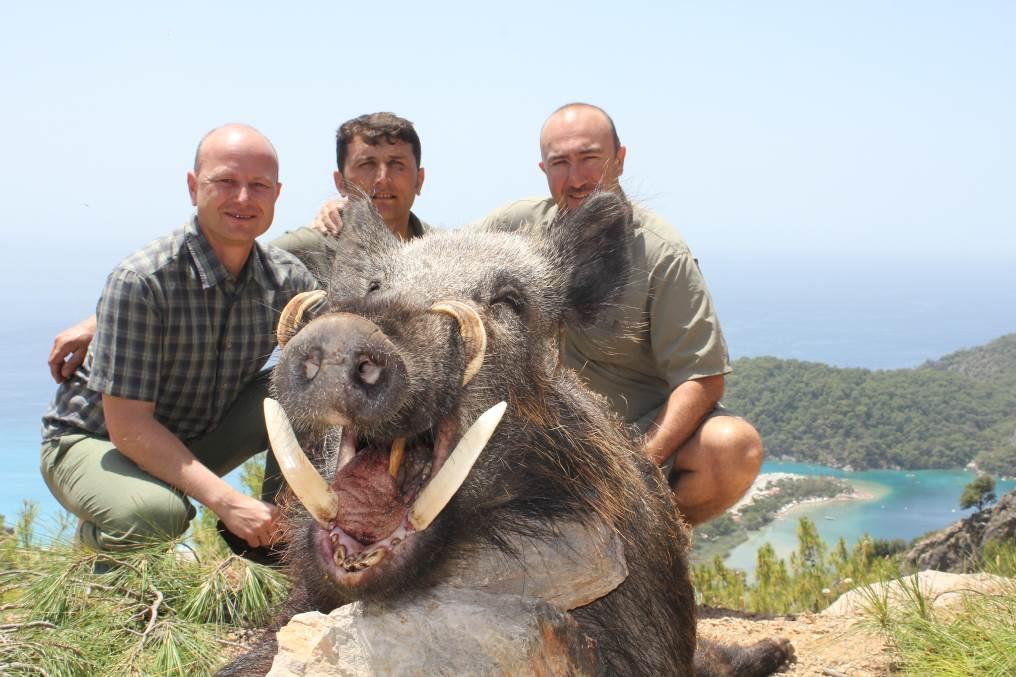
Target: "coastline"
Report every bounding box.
[731,472,873,519]
[692,471,870,563]
[769,484,877,521]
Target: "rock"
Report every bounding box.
[267,589,598,676]
[982,491,1016,546]
[822,570,1013,617]
[901,490,1016,572]
[267,520,626,675]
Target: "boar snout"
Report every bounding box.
[277,312,406,426]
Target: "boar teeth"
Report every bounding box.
[362,549,386,567]
[277,290,326,347]
[337,427,357,472]
[264,398,339,528]
[430,300,487,386]
[408,401,507,531]
[388,438,407,479]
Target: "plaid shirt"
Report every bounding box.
[42,217,318,442]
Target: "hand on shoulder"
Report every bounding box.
[311,197,349,237]
[47,315,97,383]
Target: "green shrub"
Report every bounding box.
[692,516,901,615]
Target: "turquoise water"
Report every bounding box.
[725,461,1016,575]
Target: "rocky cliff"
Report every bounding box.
[902,489,1016,572]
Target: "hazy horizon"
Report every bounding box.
[3,3,1014,315]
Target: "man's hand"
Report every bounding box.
[311,197,349,236]
[216,492,281,549]
[48,315,97,383]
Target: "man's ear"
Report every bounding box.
[416,167,425,195]
[187,171,198,205]
[333,170,345,194]
[544,191,632,327]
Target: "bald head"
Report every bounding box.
[540,103,620,156]
[194,124,279,179]
[186,124,283,271]
[538,103,626,211]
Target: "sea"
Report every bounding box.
[725,462,1016,576]
[2,255,1014,558]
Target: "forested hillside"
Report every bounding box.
[724,334,1016,474]
[922,333,1016,385]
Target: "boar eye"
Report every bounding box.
[366,280,382,293]
[491,289,524,314]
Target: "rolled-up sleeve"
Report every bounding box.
[88,268,162,402]
[649,251,731,390]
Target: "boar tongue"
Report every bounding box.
[333,446,404,544]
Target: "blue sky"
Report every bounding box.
[1,1,1013,325]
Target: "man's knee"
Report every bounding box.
[700,416,763,483]
[669,417,763,525]
[671,416,762,503]
[89,494,194,549]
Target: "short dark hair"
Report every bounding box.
[336,112,422,171]
[550,102,621,151]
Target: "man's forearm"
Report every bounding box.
[644,375,725,466]
[103,395,238,513]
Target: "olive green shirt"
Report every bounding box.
[476,197,731,433]
[271,211,429,281]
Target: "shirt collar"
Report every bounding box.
[184,216,274,290]
[184,217,231,289]
[246,241,279,290]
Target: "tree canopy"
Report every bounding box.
[724,334,1016,473]
[960,475,997,511]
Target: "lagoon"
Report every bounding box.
[725,461,1016,575]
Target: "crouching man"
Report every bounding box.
[477,103,764,525]
[40,124,317,551]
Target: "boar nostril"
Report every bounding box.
[303,352,322,380]
[357,358,382,385]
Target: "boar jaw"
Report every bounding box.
[266,397,507,575]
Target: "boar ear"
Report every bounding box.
[328,196,400,295]
[545,191,633,327]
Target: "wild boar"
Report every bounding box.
[219,192,792,675]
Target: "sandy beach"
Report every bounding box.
[731,472,871,519]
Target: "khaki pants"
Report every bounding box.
[40,371,282,551]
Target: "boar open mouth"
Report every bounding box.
[267,400,506,577]
[267,296,505,579]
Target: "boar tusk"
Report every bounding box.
[430,300,487,386]
[277,290,327,347]
[389,437,407,479]
[264,398,339,527]
[408,401,507,531]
